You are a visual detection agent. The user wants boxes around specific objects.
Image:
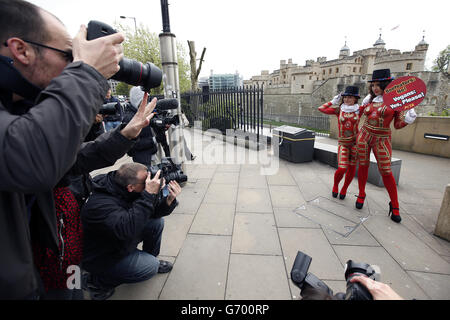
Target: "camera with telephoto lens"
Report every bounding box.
[98,102,118,115]
[87,20,162,92]
[290,250,378,300]
[148,157,187,184]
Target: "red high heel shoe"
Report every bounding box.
[355,195,365,209]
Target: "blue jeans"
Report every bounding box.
[104,121,121,132]
[92,218,164,289]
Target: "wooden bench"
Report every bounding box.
[313,142,402,187]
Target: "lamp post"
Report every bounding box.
[159,0,185,167]
[119,15,137,34]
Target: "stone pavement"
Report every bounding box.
[90,128,450,300]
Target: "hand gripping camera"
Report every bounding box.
[291,251,379,300]
[87,21,162,92]
[147,157,187,198]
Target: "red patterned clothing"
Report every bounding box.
[357,101,408,172]
[319,102,361,167]
[32,187,83,291]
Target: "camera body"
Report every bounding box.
[290,251,378,300]
[148,157,187,185]
[86,21,162,92]
[150,110,180,130]
[98,102,118,116]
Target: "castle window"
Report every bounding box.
[406,63,413,70]
[359,67,362,72]
[322,70,325,75]
[309,76,312,80]
[329,69,332,74]
[301,85,304,89]
[336,68,339,73]
[353,67,356,72]
[293,76,295,80]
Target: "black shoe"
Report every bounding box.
[389,202,401,223]
[158,260,173,273]
[339,193,346,200]
[89,287,115,300]
[332,192,338,198]
[191,155,196,161]
[82,270,115,300]
[355,195,365,209]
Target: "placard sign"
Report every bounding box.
[383,76,426,112]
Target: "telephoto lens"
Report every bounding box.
[87,20,162,92]
[344,260,375,300]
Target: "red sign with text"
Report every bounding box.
[383,76,427,112]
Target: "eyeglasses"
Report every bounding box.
[3,39,73,62]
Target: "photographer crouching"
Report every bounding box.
[81,163,181,300]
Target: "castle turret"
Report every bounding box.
[415,31,429,52]
[373,29,386,49]
[339,40,350,59]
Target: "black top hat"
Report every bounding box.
[368,69,393,82]
[341,86,360,98]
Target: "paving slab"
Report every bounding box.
[215,164,241,172]
[159,234,231,300]
[110,256,175,300]
[407,271,450,300]
[231,213,281,255]
[266,166,297,186]
[236,188,273,213]
[189,203,235,236]
[211,171,240,185]
[239,169,268,189]
[322,224,380,246]
[273,207,320,228]
[333,245,429,300]
[172,187,206,215]
[363,216,450,274]
[400,215,450,257]
[203,184,237,204]
[269,185,305,208]
[159,214,194,257]
[278,228,343,280]
[225,254,292,300]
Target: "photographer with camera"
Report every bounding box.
[81,162,181,300]
[123,86,159,165]
[103,88,123,132]
[0,0,125,299]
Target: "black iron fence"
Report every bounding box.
[180,85,264,141]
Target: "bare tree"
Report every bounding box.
[187,40,206,92]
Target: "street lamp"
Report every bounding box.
[120,15,137,34]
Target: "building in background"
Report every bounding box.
[247,33,429,95]
[208,70,243,91]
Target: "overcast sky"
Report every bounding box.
[30,0,449,80]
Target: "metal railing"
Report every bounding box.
[181,85,264,142]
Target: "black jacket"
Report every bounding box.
[122,103,158,165]
[81,172,177,273]
[0,59,109,299]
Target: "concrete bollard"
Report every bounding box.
[434,184,450,241]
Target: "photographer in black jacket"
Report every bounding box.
[123,86,158,165]
[0,0,124,299]
[81,162,181,300]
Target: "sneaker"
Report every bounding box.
[191,154,196,161]
[158,260,173,273]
